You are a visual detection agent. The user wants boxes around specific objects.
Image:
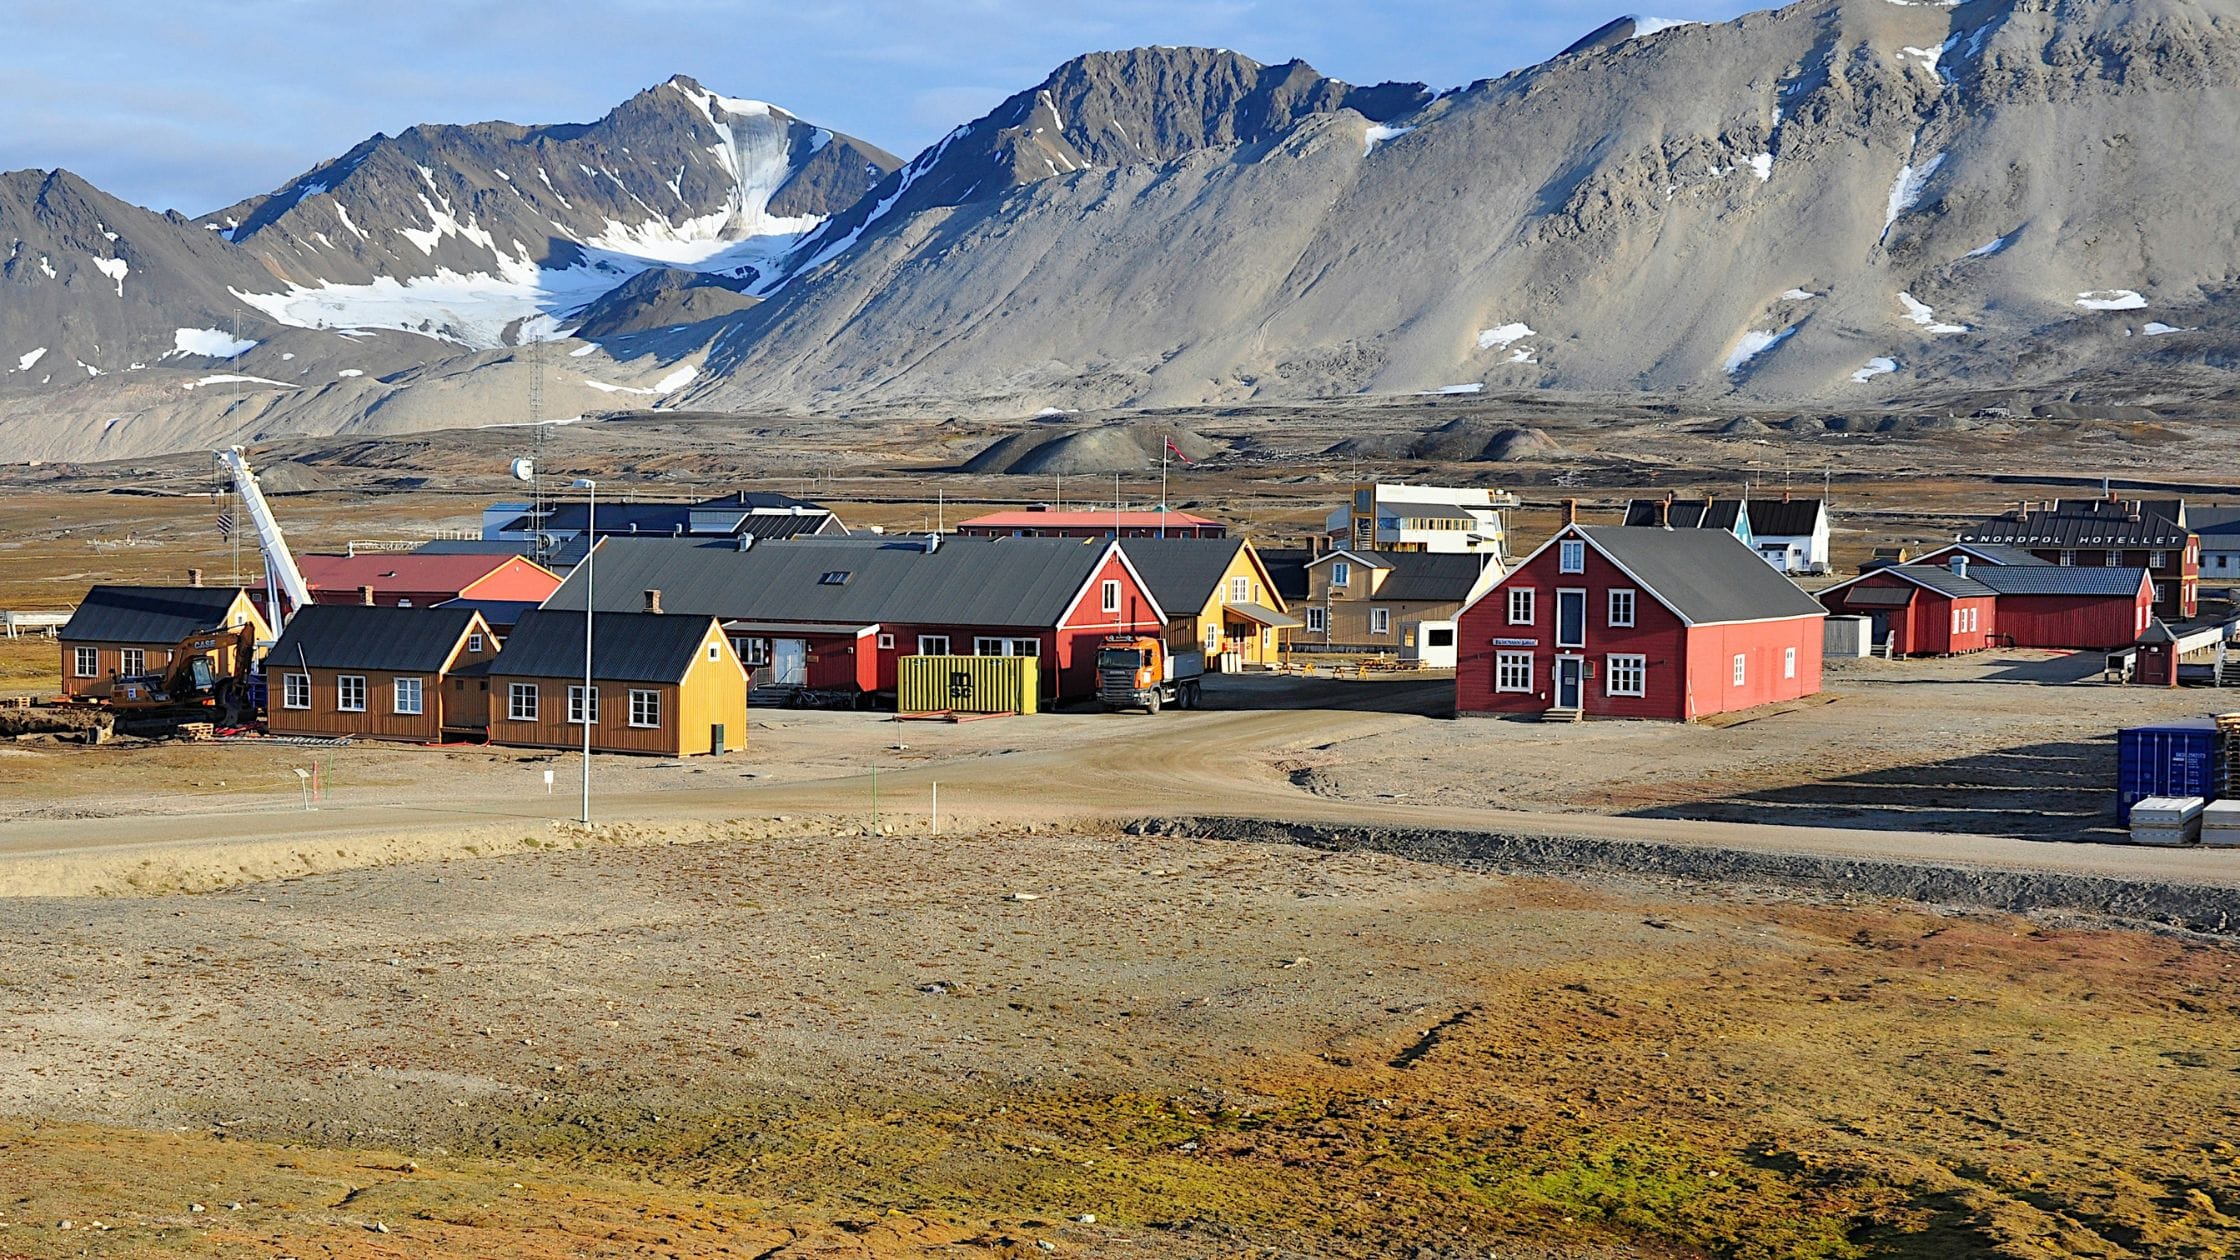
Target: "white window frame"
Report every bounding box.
[628,688,660,729]
[876,633,895,650]
[1304,607,1327,635]
[282,673,310,710]
[917,635,950,656]
[2058,550,2076,566]
[733,637,771,666]
[2150,551,2168,569]
[707,642,721,661]
[508,682,538,722]
[1605,653,1646,697]
[467,633,484,653]
[1495,651,1533,693]
[1731,654,1746,687]
[1558,538,1586,574]
[1608,588,1636,628]
[568,684,599,726]
[2154,584,2168,605]
[1229,576,1249,603]
[1331,561,1350,588]
[73,646,98,677]
[1370,607,1391,635]
[119,647,145,675]
[2105,549,2121,567]
[1784,646,1798,679]
[1555,588,1587,649]
[973,636,1037,657]
[1206,623,1222,653]
[1100,580,1120,613]
[393,676,423,716]
[337,674,367,713]
[1507,587,1535,626]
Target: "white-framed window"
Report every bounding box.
[1304,607,1327,634]
[282,673,310,710]
[1731,654,1746,687]
[1370,607,1391,635]
[974,637,1041,657]
[1606,653,1646,697]
[707,643,721,661]
[2150,551,2168,569]
[876,633,895,650]
[1331,561,1350,587]
[337,675,367,712]
[1101,579,1120,613]
[2104,549,2120,567]
[568,684,598,726]
[628,688,660,728]
[918,635,950,655]
[1559,538,1586,574]
[1495,651,1533,693]
[1230,576,1249,602]
[393,676,423,715]
[508,682,538,722]
[2154,584,2168,605]
[1608,588,1636,628]
[119,647,145,675]
[1784,646,1798,679]
[467,633,484,653]
[733,637,771,666]
[1507,587,1535,625]
[1206,623,1222,652]
[73,646,97,677]
[2058,550,2075,566]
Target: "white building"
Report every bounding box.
[1326,483,1515,557]
[1743,496,1832,575]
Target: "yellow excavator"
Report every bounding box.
[105,622,262,728]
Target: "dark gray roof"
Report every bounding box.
[1307,549,1394,570]
[490,609,721,683]
[1836,585,1916,608]
[1575,527,1826,624]
[1622,498,1748,531]
[1921,542,2053,567]
[1119,538,1247,611]
[738,512,840,540]
[542,535,1139,628]
[1257,548,1313,603]
[61,585,247,644]
[431,597,541,627]
[1745,498,1824,537]
[2188,505,2240,536]
[1968,565,2150,597]
[1887,566,1999,598]
[268,604,483,673]
[1373,552,1499,602]
[1961,500,2192,548]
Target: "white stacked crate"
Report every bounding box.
[2129,796,2205,846]
[2199,800,2240,847]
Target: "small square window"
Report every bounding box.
[282,673,310,710]
[337,675,367,712]
[73,646,98,677]
[877,633,895,650]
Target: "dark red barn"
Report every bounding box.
[1817,563,1998,656]
[1821,552,2152,652]
[1457,524,1826,721]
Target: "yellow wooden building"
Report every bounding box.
[1118,538,1299,669]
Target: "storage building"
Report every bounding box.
[265,604,497,742]
[485,609,745,756]
[57,580,269,700]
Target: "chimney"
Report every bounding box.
[924,532,942,554]
[735,534,754,551]
[1656,499,1671,528]
[1561,497,1578,525]
[643,588,663,615]
[187,568,203,588]
[358,585,375,606]
[1782,489,1792,503]
[1950,554,1969,579]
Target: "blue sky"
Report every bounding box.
[2,0,1761,215]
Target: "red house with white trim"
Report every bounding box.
[540,535,1168,703]
[1820,551,2152,652]
[1457,522,1826,721]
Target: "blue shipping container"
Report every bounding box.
[2116,722,2218,822]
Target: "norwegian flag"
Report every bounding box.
[1163,437,1193,464]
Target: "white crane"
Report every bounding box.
[216,446,313,630]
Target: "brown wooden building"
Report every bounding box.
[58,581,269,700]
[485,608,746,756]
[264,604,497,742]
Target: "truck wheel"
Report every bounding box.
[1146,692,1162,715]
[1185,682,1201,709]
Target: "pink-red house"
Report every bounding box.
[1457,522,1826,721]
[1821,550,2153,653]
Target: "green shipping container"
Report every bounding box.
[897,654,1040,715]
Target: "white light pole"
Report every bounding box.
[571,477,596,828]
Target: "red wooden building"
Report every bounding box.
[1821,553,2152,652]
[540,535,1169,704]
[284,552,562,609]
[1456,522,1826,721]
[1957,497,2197,619]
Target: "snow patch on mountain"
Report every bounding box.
[1723,326,1794,373]
[1897,292,1968,334]
[1364,123,1415,155]
[1851,356,1899,382]
[1476,322,1535,349]
[2076,289,2147,310]
[90,255,128,296]
[171,328,258,358]
[14,347,48,372]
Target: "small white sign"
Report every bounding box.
[543,769,555,794]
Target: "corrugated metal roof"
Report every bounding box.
[1257,548,1313,602]
[1968,565,2151,597]
[1118,538,1247,611]
[268,604,483,673]
[1575,527,1825,623]
[60,586,247,644]
[1374,553,1499,602]
[1919,542,2053,567]
[490,609,722,683]
[1744,498,1824,537]
[1837,586,1916,608]
[541,535,1125,628]
[1960,500,2192,548]
[1891,566,2000,598]
[2187,505,2240,535]
[1622,498,1749,531]
[432,597,541,626]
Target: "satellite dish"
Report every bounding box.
[510,458,535,482]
